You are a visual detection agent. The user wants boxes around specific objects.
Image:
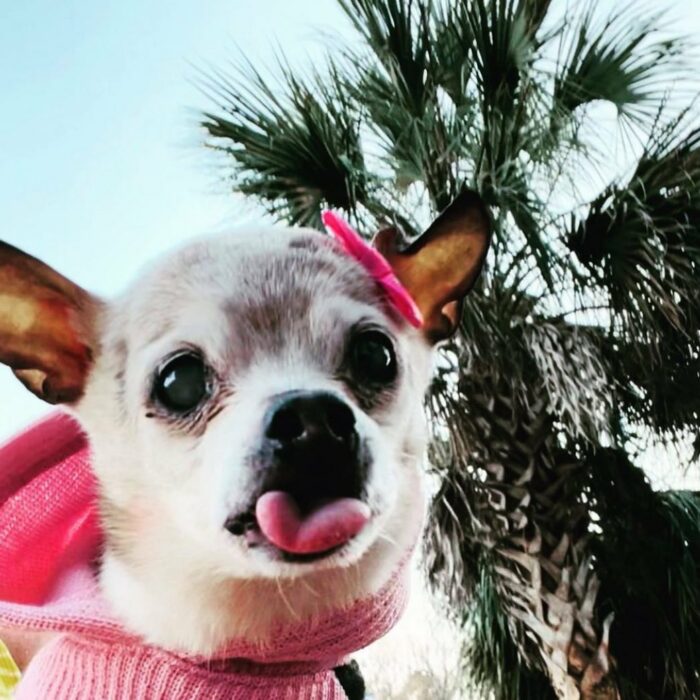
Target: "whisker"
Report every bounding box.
[377,532,400,548]
[275,577,300,621]
[299,577,320,598]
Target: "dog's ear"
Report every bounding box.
[0,242,101,404]
[374,190,491,343]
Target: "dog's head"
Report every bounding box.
[0,192,489,651]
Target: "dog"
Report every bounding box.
[0,191,489,698]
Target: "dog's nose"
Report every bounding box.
[265,391,357,450]
[260,391,365,507]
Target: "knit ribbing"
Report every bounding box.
[17,636,345,699]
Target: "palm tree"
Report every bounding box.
[200,1,700,698]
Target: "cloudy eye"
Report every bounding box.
[349,330,397,385]
[153,351,209,413]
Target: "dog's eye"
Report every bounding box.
[349,330,397,384]
[153,352,209,412]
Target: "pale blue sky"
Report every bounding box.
[1,1,699,443]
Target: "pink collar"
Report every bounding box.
[0,414,411,698]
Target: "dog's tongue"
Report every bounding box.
[255,491,370,555]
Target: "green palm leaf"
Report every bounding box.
[202,61,370,227]
[569,111,700,430]
[553,4,683,125]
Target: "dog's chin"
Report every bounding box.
[229,513,385,579]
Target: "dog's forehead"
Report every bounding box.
[119,227,384,352]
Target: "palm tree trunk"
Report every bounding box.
[427,335,620,699]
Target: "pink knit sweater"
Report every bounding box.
[0,414,410,699]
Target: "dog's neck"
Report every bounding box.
[99,538,413,661]
[99,534,413,656]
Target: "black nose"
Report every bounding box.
[266,391,357,448]
[260,391,364,507]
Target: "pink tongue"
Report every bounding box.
[255,491,371,555]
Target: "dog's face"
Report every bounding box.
[91,227,433,580]
[0,192,489,651]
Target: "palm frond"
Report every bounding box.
[350,60,467,211]
[589,449,700,700]
[430,1,476,110]
[552,3,684,125]
[568,109,700,354]
[516,0,553,40]
[340,0,476,211]
[467,0,535,115]
[605,334,700,444]
[338,0,432,116]
[463,561,557,700]
[201,60,369,227]
[458,0,560,285]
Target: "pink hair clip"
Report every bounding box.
[321,210,423,328]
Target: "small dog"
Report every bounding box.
[0,192,489,697]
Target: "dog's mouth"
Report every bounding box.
[225,390,373,561]
[225,492,371,562]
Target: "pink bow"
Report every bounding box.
[321,211,423,328]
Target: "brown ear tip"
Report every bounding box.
[13,368,85,405]
[453,188,484,207]
[450,189,491,229]
[0,241,22,266]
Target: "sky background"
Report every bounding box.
[1,0,699,457]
